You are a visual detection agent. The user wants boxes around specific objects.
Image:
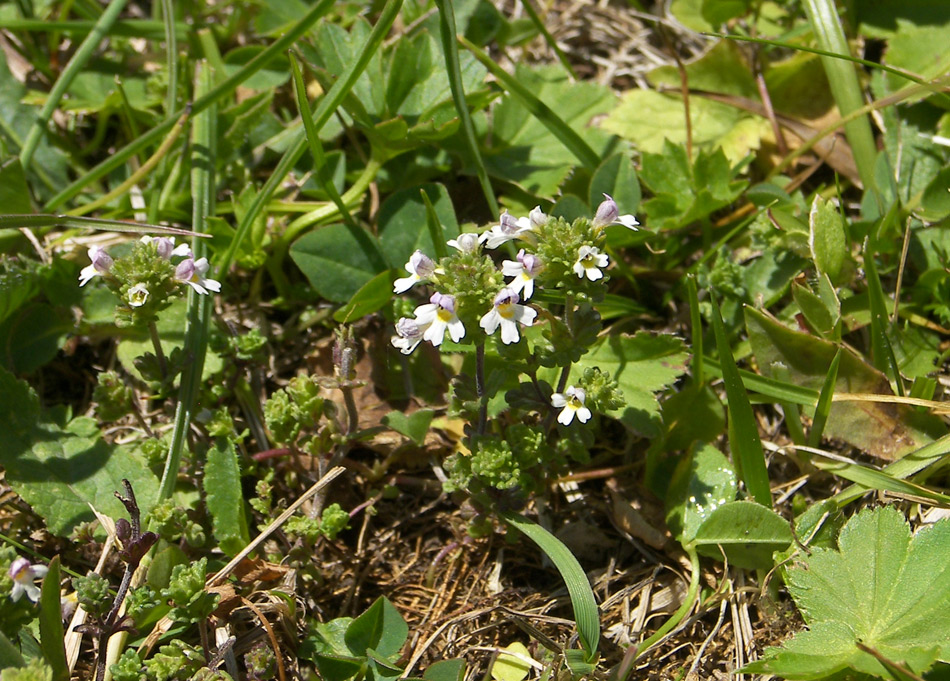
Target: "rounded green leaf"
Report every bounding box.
[665,443,737,545]
[693,501,792,569]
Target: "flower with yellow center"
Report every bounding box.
[479,288,536,344]
[573,245,608,281]
[412,292,465,346]
[551,386,592,425]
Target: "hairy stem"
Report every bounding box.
[147,321,167,380]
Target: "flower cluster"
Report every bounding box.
[391,194,637,426]
[77,235,220,326]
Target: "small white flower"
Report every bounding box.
[175,257,221,295]
[391,317,426,355]
[127,283,150,307]
[413,292,465,346]
[141,235,192,259]
[551,386,592,426]
[393,250,437,294]
[573,245,609,281]
[501,250,543,300]
[479,288,537,344]
[446,232,482,253]
[592,194,639,230]
[9,557,48,603]
[482,210,534,249]
[527,205,548,228]
[78,245,114,286]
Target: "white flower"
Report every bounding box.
[479,288,537,344]
[78,245,114,286]
[391,317,426,355]
[592,194,639,230]
[413,292,465,346]
[551,386,592,425]
[393,250,437,294]
[501,249,543,300]
[446,232,482,253]
[175,257,221,295]
[9,557,48,603]
[482,210,533,249]
[141,235,192,259]
[573,245,609,280]
[127,283,150,307]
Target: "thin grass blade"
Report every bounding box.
[686,276,704,386]
[44,0,335,211]
[38,556,67,681]
[807,348,841,447]
[866,204,904,395]
[833,433,950,506]
[157,61,216,504]
[518,0,576,78]
[289,50,356,228]
[457,35,601,170]
[20,0,130,170]
[709,298,772,506]
[433,0,498,217]
[217,0,403,276]
[0,214,209,237]
[421,189,448,261]
[801,0,880,203]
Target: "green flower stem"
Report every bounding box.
[634,546,701,660]
[147,321,168,380]
[19,0,130,171]
[476,342,487,435]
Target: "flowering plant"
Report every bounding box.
[391,196,635,503]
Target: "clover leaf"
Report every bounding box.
[744,506,950,680]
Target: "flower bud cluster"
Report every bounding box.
[391,194,638,355]
[78,236,221,327]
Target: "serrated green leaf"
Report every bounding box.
[0,367,159,536]
[571,331,689,437]
[481,65,614,197]
[204,438,250,557]
[692,500,792,569]
[637,141,748,231]
[746,506,950,679]
[665,443,737,544]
